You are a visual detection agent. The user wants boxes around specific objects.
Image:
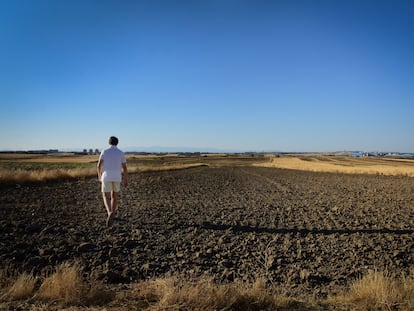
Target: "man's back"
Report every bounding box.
[99,146,126,182]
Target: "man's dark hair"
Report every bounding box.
[109,136,119,146]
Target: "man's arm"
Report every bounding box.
[122,162,128,187]
[97,159,103,181]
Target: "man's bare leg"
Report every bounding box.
[111,191,118,214]
[103,192,116,227]
[102,192,111,215]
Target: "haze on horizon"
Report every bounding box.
[1,0,413,153]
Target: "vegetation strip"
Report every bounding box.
[1,264,413,310]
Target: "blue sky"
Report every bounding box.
[1,0,413,152]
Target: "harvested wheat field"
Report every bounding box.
[1,159,414,310]
[258,155,414,177]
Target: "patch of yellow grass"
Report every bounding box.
[0,153,268,184]
[348,271,399,309]
[1,265,414,310]
[1,267,35,303]
[131,163,208,173]
[257,156,414,177]
[0,168,97,184]
[0,153,99,163]
[0,164,209,184]
[38,263,84,305]
[0,153,98,163]
[3,273,36,301]
[0,263,110,309]
[331,269,414,310]
[127,277,304,311]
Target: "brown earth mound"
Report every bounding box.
[1,167,413,296]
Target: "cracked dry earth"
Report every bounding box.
[1,166,413,296]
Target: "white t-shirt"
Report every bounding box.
[99,146,126,182]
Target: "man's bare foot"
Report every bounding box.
[106,212,114,227]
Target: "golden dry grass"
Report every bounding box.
[133,163,208,173]
[117,276,305,311]
[0,153,205,184]
[0,153,97,163]
[1,264,414,310]
[0,153,99,184]
[0,164,208,184]
[257,156,414,177]
[35,263,109,307]
[0,153,265,184]
[1,153,413,184]
[0,167,97,184]
[3,273,36,301]
[331,269,414,310]
[37,263,84,305]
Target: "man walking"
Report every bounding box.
[97,136,128,226]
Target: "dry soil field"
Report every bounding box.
[0,155,413,309]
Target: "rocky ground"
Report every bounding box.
[1,166,413,296]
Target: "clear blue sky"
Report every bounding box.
[1,0,413,152]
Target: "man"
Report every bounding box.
[97,136,128,226]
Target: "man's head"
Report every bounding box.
[109,136,119,146]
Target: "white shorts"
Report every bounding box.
[102,181,121,193]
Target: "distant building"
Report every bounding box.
[82,148,100,155]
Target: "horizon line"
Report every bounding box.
[0,148,413,155]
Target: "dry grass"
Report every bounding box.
[37,263,84,304]
[1,263,123,308]
[0,153,98,163]
[124,277,304,311]
[35,263,111,307]
[331,269,414,310]
[348,270,414,310]
[6,273,37,301]
[0,165,208,184]
[257,156,414,177]
[3,152,413,181]
[132,163,208,173]
[0,167,97,184]
[1,264,414,310]
[0,266,37,305]
[1,153,413,191]
[0,153,97,184]
[0,152,266,184]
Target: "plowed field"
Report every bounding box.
[1,166,413,296]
